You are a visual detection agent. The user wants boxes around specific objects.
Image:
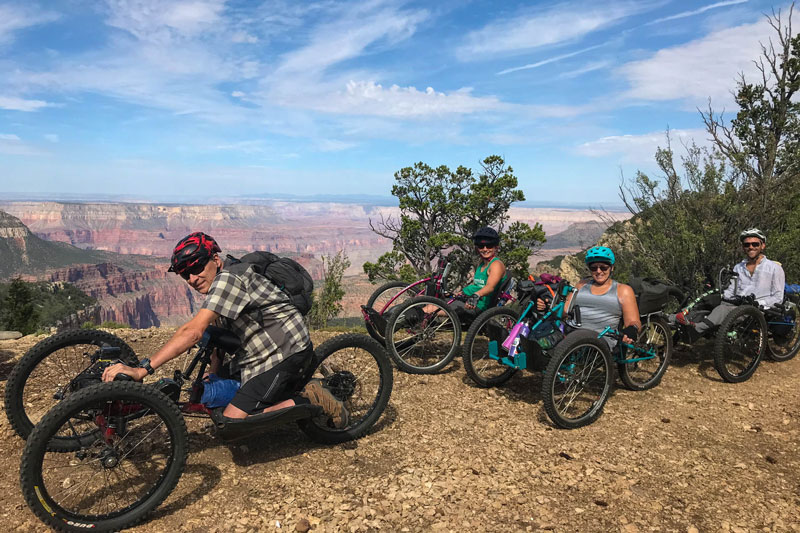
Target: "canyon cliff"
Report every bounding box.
[0,207,326,328]
[1,201,629,327]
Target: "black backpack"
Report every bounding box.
[225,252,314,315]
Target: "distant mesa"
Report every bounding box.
[542,220,609,250]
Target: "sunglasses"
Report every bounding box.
[178,261,208,280]
[475,242,497,249]
[742,241,762,248]
[588,264,610,272]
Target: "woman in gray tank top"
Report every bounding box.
[537,246,640,344]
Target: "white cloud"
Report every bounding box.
[558,60,612,79]
[104,0,226,42]
[274,4,428,76]
[213,139,268,153]
[0,4,58,43]
[0,133,48,156]
[287,81,504,118]
[231,90,245,97]
[497,44,606,75]
[231,30,258,43]
[618,15,784,105]
[457,1,656,60]
[646,0,749,26]
[316,138,356,152]
[44,133,59,142]
[0,95,51,111]
[257,3,515,120]
[576,128,709,163]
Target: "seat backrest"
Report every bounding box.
[489,276,514,307]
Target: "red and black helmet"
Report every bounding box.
[168,232,221,274]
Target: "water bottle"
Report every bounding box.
[518,322,531,339]
[508,336,521,359]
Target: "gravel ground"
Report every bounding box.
[0,328,798,533]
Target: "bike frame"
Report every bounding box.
[361,260,516,326]
[488,281,575,371]
[361,262,451,324]
[487,281,659,370]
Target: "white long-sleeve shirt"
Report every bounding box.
[723,256,785,308]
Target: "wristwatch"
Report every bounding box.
[139,358,155,375]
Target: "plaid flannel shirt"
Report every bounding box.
[201,265,310,384]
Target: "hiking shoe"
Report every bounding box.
[301,380,349,429]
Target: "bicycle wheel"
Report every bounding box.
[618,316,672,391]
[384,296,461,374]
[20,382,188,533]
[363,281,420,344]
[298,334,393,444]
[4,329,138,447]
[713,305,766,383]
[462,306,519,387]
[542,329,614,429]
[766,306,800,362]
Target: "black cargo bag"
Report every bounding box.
[629,277,673,315]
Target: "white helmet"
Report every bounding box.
[739,227,766,243]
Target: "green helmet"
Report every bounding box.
[585,246,615,266]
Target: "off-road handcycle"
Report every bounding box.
[361,256,516,374]
[671,268,800,383]
[461,278,674,429]
[18,327,393,533]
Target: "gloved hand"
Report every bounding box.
[621,325,639,344]
[465,294,480,309]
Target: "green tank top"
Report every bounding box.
[462,257,506,311]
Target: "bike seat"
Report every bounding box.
[211,403,324,441]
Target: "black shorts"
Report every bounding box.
[229,345,314,414]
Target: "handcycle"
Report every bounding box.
[360,257,453,345]
[672,268,800,382]
[4,328,139,447]
[362,255,516,374]
[19,327,393,533]
[461,278,673,429]
[381,271,516,374]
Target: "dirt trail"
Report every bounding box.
[0,328,798,533]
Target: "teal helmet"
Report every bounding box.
[585,246,615,266]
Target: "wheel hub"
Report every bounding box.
[99,448,120,469]
[325,371,356,401]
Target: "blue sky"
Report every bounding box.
[0,0,795,206]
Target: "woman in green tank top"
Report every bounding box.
[456,227,507,315]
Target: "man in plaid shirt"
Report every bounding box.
[104,232,348,427]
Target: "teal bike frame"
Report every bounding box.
[597,325,657,363]
[486,281,658,369]
[487,282,574,371]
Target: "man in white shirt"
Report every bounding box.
[684,228,785,333]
